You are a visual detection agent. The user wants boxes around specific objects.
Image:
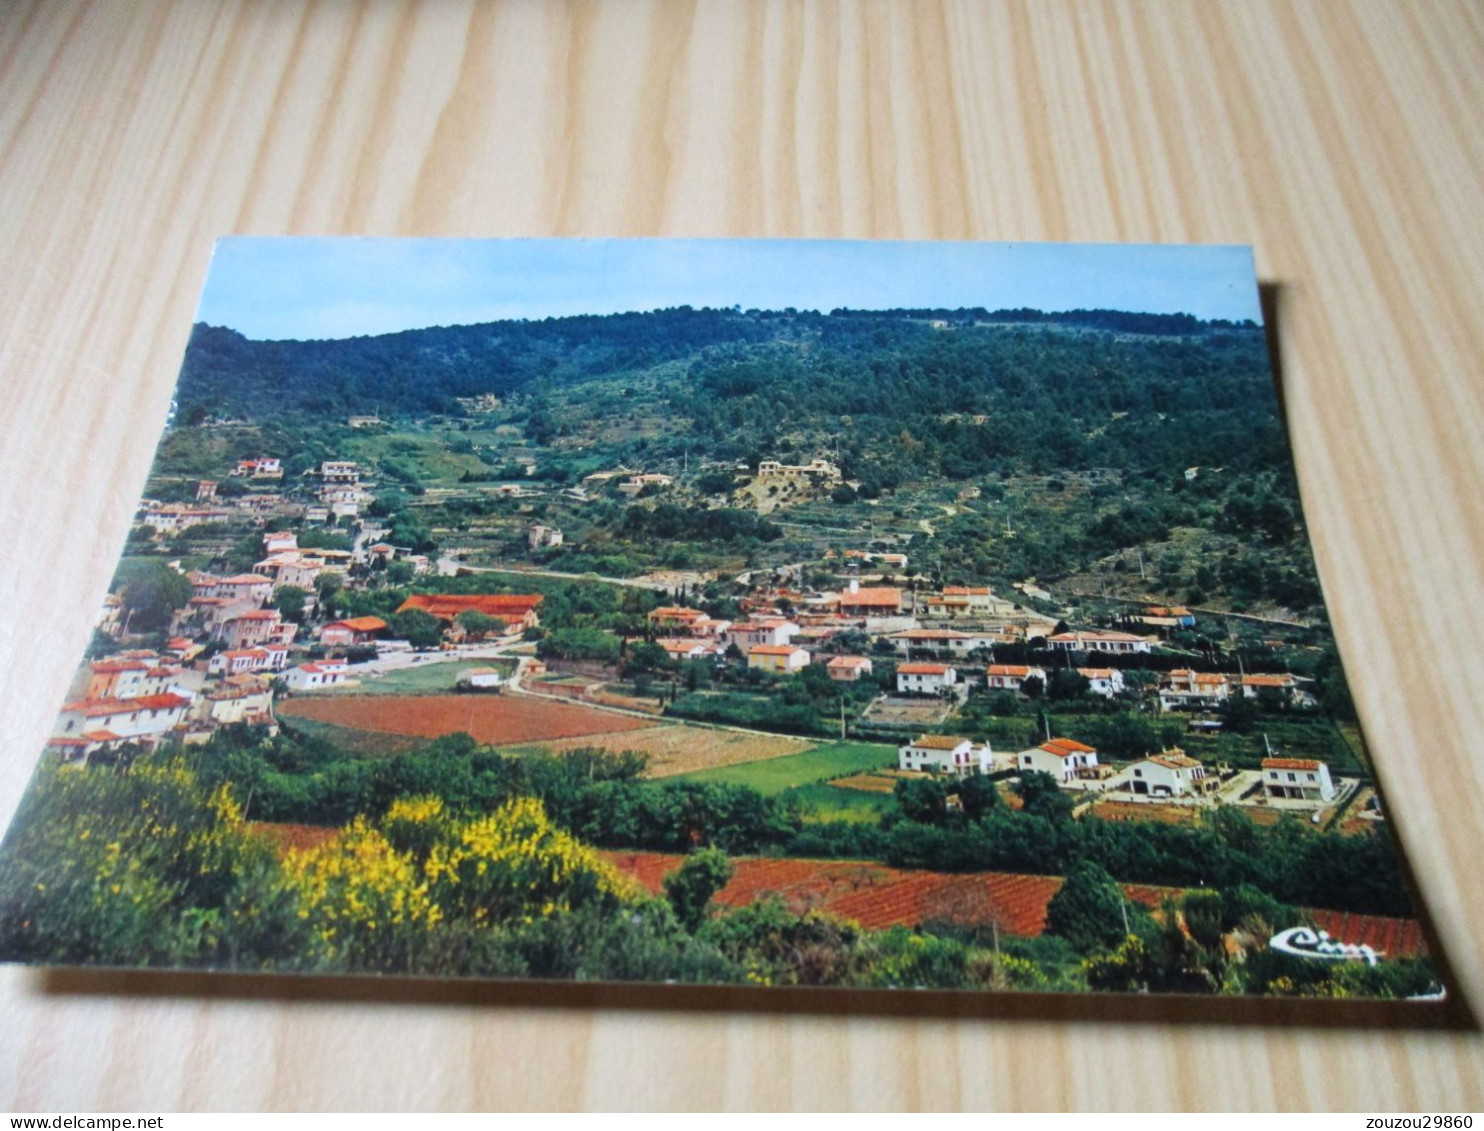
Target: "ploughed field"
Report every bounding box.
[516,726,811,777]
[278,693,655,746]
[601,852,1429,957]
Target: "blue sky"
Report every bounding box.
[196,238,1262,341]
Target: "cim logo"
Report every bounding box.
[1269,926,1382,966]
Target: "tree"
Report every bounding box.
[390,608,442,650]
[274,585,308,625]
[957,773,1000,820]
[1012,771,1074,821]
[1045,860,1129,954]
[895,777,950,825]
[1021,674,1045,700]
[455,610,505,639]
[1046,669,1091,702]
[114,559,193,633]
[663,846,734,933]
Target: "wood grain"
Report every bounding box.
[2,0,1483,1111]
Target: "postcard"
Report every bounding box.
[0,238,1439,1000]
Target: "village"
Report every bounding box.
[51,445,1373,840]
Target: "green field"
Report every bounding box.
[779,782,897,824]
[350,658,517,696]
[671,741,896,795]
[276,714,424,758]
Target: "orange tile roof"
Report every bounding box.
[61,693,191,717]
[840,588,902,607]
[827,655,871,668]
[910,734,970,750]
[749,644,806,656]
[987,664,1032,677]
[899,662,951,675]
[328,616,387,632]
[1148,752,1203,770]
[398,594,543,621]
[1262,757,1323,771]
[1042,737,1097,757]
[90,659,150,674]
[1242,674,1294,687]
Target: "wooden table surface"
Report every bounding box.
[3,0,1483,1112]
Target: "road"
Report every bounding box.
[434,557,681,591]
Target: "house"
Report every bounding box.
[896,662,957,696]
[1241,673,1317,707]
[984,664,1047,692]
[348,414,384,428]
[220,609,297,649]
[922,586,1015,618]
[617,473,674,496]
[263,530,298,554]
[898,734,991,777]
[747,644,810,674]
[889,628,996,658]
[528,524,564,550]
[724,619,800,654]
[396,593,543,630]
[1158,670,1232,712]
[320,616,388,647]
[1262,757,1336,802]
[54,692,193,748]
[657,639,717,662]
[648,606,709,634]
[875,553,908,570]
[1047,630,1153,654]
[284,660,349,692]
[756,458,841,483]
[304,505,330,524]
[825,655,873,681]
[838,582,904,618]
[1017,737,1099,784]
[138,505,232,536]
[1146,605,1196,627]
[1078,668,1126,697]
[458,668,504,691]
[1119,749,1217,797]
[192,572,275,606]
[232,457,282,479]
[188,676,274,730]
[196,479,217,501]
[208,646,290,676]
[320,460,360,484]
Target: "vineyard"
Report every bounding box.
[601,851,1430,957]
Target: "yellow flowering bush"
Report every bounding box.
[424,797,636,926]
[282,818,438,971]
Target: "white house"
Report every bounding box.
[724,619,800,654]
[208,645,290,676]
[458,668,504,691]
[1016,737,1099,784]
[889,629,997,658]
[898,734,991,777]
[984,664,1047,692]
[53,692,193,747]
[1158,670,1232,712]
[896,662,958,696]
[1119,750,1216,797]
[1262,757,1335,802]
[1047,630,1153,655]
[1241,673,1318,708]
[1077,668,1126,698]
[189,676,274,729]
[284,660,349,692]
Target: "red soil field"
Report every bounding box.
[602,851,1427,956]
[279,693,656,746]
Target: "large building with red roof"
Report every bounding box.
[396,593,544,630]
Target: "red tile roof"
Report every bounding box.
[327,616,387,633]
[61,693,191,717]
[750,644,807,657]
[398,594,543,621]
[1262,757,1323,771]
[899,662,952,675]
[910,734,970,750]
[1041,737,1097,758]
